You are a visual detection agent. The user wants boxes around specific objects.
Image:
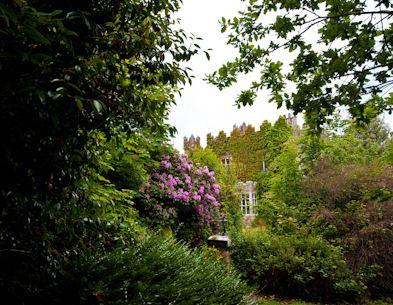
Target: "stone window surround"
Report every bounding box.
[237,181,257,216]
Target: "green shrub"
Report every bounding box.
[269,141,304,205]
[0,0,200,303]
[230,229,366,301]
[188,147,244,231]
[345,199,393,297]
[257,299,313,305]
[303,161,393,209]
[256,198,306,235]
[308,199,393,297]
[87,235,255,305]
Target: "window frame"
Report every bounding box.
[240,191,257,216]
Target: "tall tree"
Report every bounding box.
[208,0,393,130]
[322,117,392,163]
[0,0,199,303]
[269,141,303,205]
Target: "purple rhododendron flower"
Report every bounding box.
[198,186,204,194]
[212,184,220,195]
[161,160,171,169]
[192,194,201,202]
[142,153,225,234]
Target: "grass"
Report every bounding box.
[255,295,393,305]
[257,299,310,305]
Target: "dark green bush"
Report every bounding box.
[0,0,199,302]
[230,229,366,301]
[86,235,254,305]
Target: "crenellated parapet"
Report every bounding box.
[183,134,201,152]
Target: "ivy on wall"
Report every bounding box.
[204,116,292,181]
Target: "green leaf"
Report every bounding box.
[75,97,83,111]
[92,100,104,113]
[24,25,50,45]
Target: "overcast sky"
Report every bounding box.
[167,0,392,152]
[167,0,292,152]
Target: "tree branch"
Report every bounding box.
[0,249,32,256]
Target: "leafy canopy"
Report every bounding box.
[0,0,200,302]
[208,0,393,130]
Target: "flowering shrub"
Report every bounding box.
[140,154,225,243]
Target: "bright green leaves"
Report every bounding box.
[89,236,253,305]
[209,0,393,131]
[207,61,239,90]
[236,89,257,107]
[262,60,284,91]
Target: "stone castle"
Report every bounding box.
[183,114,299,219]
[183,134,201,152]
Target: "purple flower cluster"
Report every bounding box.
[142,154,224,229]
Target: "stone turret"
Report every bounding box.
[285,113,298,128]
[239,122,247,133]
[183,134,201,152]
[232,122,248,135]
[286,113,300,136]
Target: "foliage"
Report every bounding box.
[230,229,367,301]
[188,147,243,230]
[1,128,158,303]
[1,0,199,197]
[256,298,314,305]
[229,124,259,181]
[321,118,392,164]
[269,141,303,205]
[188,147,225,177]
[0,0,200,303]
[303,159,393,297]
[207,130,230,156]
[256,198,308,235]
[206,116,292,181]
[383,139,393,164]
[139,153,224,244]
[297,132,325,173]
[86,235,255,305]
[303,160,393,208]
[252,116,393,300]
[308,199,393,297]
[345,200,393,296]
[208,0,393,129]
[256,297,393,305]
